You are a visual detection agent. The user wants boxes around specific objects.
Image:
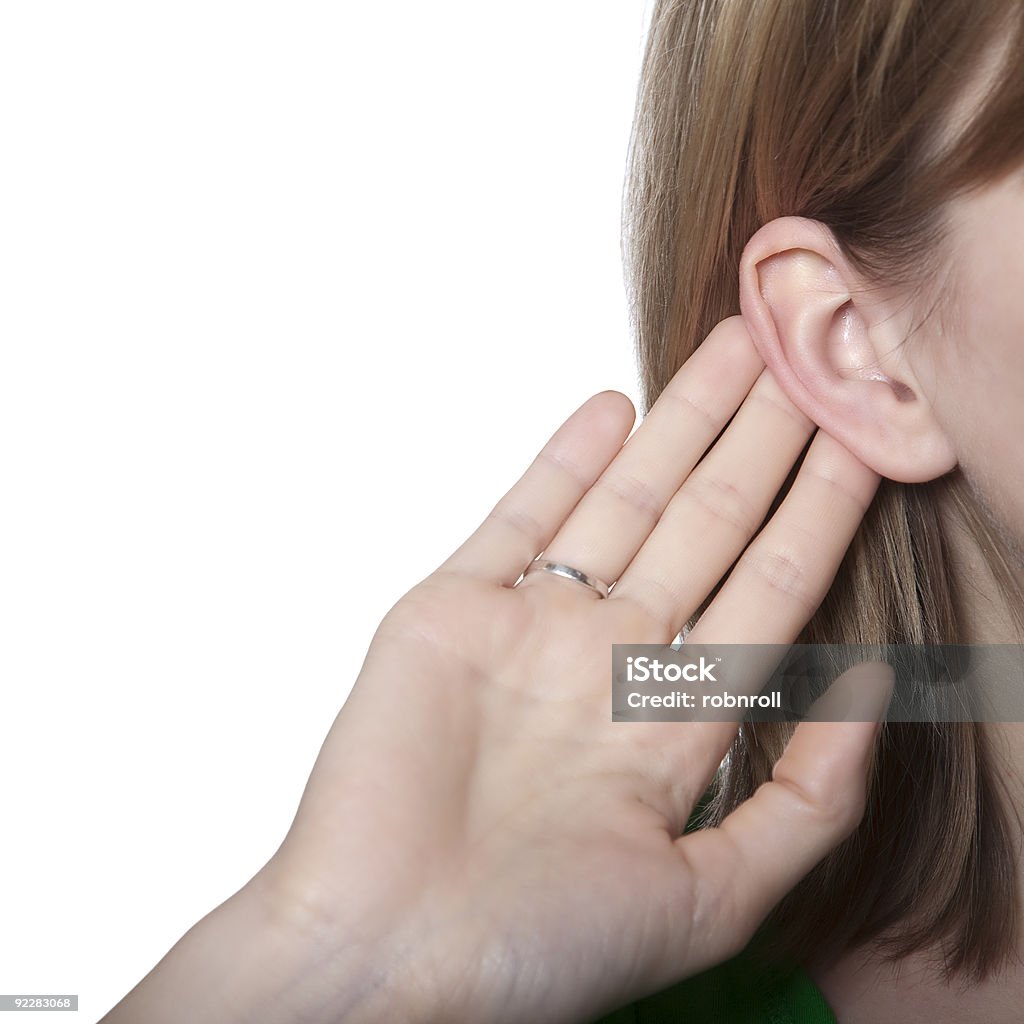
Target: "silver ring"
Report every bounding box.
[522,558,610,599]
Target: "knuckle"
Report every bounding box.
[611,584,677,640]
[771,771,866,834]
[658,387,719,432]
[538,447,592,490]
[742,548,821,615]
[807,469,870,516]
[598,470,664,525]
[748,391,814,432]
[678,473,760,535]
[485,501,546,551]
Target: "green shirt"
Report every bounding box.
[590,951,837,1023]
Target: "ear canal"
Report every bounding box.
[830,301,917,402]
[837,365,918,402]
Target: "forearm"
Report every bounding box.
[97,868,435,1024]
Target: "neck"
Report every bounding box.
[942,497,1024,811]
[944,496,1024,645]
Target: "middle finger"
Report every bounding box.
[611,367,815,634]
[519,317,763,592]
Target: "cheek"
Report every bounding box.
[942,369,1024,569]
[958,352,1024,565]
[936,175,1024,558]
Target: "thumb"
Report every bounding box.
[670,660,894,972]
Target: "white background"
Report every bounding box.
[0,1,651,1018]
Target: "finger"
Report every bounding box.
[671,431,879,763]
[686,430,880,645]
[438,391,636,585]
[519,317,764,592]
[611,431,878,808]
[610,366,814,634]
[670,661,894,972]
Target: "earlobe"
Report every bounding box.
[738,217,958,484]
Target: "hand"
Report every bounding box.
[250,315,892,1024]
[100,316,891,1024]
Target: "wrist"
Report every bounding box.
[99,862,439,1024]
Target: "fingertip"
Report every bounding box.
[580,389,637,437]
[591,388,636,416]
[804,659,895,724]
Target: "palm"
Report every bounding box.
[287,574,703,1021]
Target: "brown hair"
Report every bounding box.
[624,0,1024,981]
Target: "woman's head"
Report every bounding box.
[735,37,1024,578]
[625,0,1024,980]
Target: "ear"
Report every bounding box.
[738,216,957,483]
